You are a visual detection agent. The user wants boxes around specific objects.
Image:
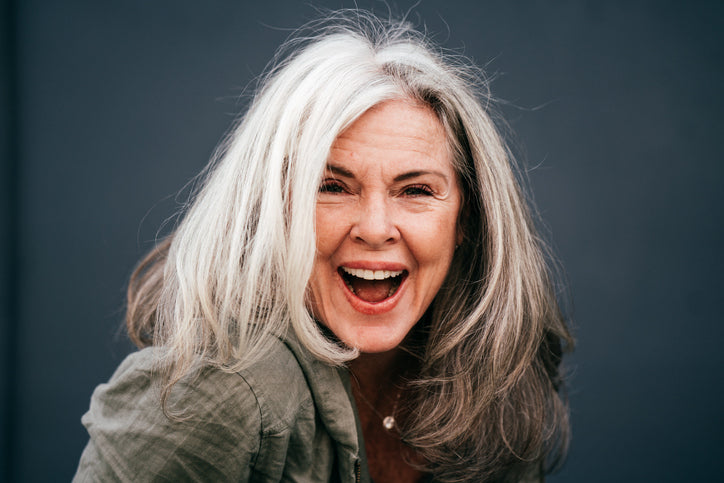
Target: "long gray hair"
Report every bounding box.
[127,10,573,481]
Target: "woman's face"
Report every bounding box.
[309,99,463,353]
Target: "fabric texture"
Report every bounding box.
[74,334,369,482]
[74,332,543,482]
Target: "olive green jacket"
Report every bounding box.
[74,334,372,482]
[74,334,543,482]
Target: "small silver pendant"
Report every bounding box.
[382,416,395,430]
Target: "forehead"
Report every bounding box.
[330,99,452,172]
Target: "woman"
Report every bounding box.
[75,11,572,483]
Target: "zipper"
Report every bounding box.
[354,459,361,483]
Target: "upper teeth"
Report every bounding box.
[342,267,403,280]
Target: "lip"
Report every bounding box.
[336,261,409,315]
[339,261,408,271]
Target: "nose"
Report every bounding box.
[350,194,400,248]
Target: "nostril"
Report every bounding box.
[350,205,400,246]
[350,226,400,246]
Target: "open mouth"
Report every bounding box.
[339,267,406,303]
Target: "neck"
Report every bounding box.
[349,349,428,483]
[350,347,414,396]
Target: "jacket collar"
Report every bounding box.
[280,329,370,482]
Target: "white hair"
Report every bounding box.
[127,10,573,480]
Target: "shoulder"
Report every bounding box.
[75,339,314,481]
[235,337,317,431]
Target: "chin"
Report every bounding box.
[338,320,415,353]
[355,339,404,354]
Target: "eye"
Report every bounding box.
[319,179,346,194]
[402,184,434,196]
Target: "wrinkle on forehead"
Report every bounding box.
[331,100,451,167]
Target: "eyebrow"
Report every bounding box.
[324,164,449,182]
[325,164,355,178]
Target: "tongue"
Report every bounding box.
[351,279,394,303]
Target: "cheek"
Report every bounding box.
[407,211,459,256]
[310,209,346,318]
[315,206,349,254]
[402,223,457,306]
[307,259,333,324]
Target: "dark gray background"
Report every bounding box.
[2,0,722,481]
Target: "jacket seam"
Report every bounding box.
[234,371,264,473]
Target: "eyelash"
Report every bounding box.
[319,179,346,193]
[402,184,434,196]
[318,180,434,197]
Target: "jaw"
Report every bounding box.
[309,261,430,353]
